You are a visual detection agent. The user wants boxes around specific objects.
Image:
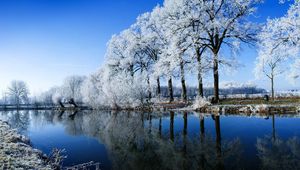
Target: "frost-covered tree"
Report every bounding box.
[106,29,136,78]
[188,0,261,102]
[255,1,300,99]
[162,0,210,98]
[150,6,176,102]
[159,5,189,101]
[255,51,285,101]
[265,2,300,80]
[52,88,64,107]
[134,13,163,98]
[255,21,288,100]
[154,0,260,102]
[62,75,86,103]
[127,24,156,100]
[37,87,60,105]
[151,6,186,102]
[105,28,153,106]
[94,68,149,109]
[7,80,30,107]
[88,26,154,108]
[81,69,107,108]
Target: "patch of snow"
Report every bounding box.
[192,96,211,110]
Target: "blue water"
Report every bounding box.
[0,110,300,170]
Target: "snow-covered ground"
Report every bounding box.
[0,120,52,169]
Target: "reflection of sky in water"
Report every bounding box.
[0,110,300,170]
[29,124,110,168]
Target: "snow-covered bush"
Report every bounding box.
[192,96,211,110]
[62,75,86,103]
[103,71,149,108]
[81,70,108,109]
[239,105,254,113]
[82,67,150,109]
[253,104,269,113]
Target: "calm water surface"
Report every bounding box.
[0,110,300,170]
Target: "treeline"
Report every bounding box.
[81,0,263,109]
[0,76,86,107]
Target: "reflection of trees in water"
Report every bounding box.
[0,110,30,134]
[58,111,243,170]
[0,110,83,134]
[5,110,300,170]
[0,111,246,169]
[30,110,57,126]
[256,114,300,170]
[256,136,300,170]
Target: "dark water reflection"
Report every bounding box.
[0,110,300,170]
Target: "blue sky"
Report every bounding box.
[0,0,296,95]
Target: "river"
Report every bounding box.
[0,110,300,170]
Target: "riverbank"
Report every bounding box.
[153,98,300,114]
[0,104,90,111]
[194,104,300,114]
[1,97,299,114]
[199,98,300,114]
[0,120,52,169]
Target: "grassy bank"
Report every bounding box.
[0,120,52,169]
[152,97,300,114]
[218,97,300,105]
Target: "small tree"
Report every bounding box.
[7,80,30,107]
[255,1,300,100]
[255,55,285,101]
[255,19,288,100]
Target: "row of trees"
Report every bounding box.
[0,78,265,107]
[0,76,86,107]
[83,0,264,108]
[84,0,298,107]
[36,75,86,106]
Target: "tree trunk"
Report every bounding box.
[154,54,161,98]
[215,115,224,169]
[215,115,221,145]
[159,117,162,138]
[147,76,152,100]
[59,101,65,108]
[170,111,174,141]
[196,48,204,97]
[198,71,204,97]
[272,114,276,141]
[156,77,161,97]
[69,98,78,108]
[200,116,205,135]
[183,112,188,136]
[213,52,219,103]
[271,76,274,101]
[16,97,20,109]
[129,64,134,77]
[168,77,174,102]
[180,61,187,102]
